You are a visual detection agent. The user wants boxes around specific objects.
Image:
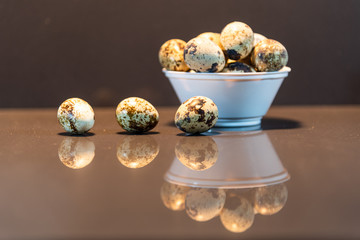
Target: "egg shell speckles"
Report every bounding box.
[185,188,226,222]
[116,135,159,168]
[58,137,95,169]
[175,136,218,171]
[159,39,189,71]
[175,96,218,134]
[251,39,288,72]
[220,195,255,233]
[116,97,159,133]
[160,182,190,211]
[222,62,255,73]
[184,37,225,73]
[57,98,95,134]
[220,21,254,60]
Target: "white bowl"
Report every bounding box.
[163,67,291,127]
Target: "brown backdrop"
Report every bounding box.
[0,0,359,107]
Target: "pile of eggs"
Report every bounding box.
[159,21,288,73]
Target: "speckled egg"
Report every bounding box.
[116,97,159,133]
[220,195,255,233]
[197,32,225,52]
[117,135,159,168]
[220,21,254,60]
[175,136,218,171]
[184,37,225,72]
[57,98,95,134]
[175,96,218,134]
[160,181,190,211]
[159,39,189,71]
[251,39,288,72]
[222,62,255,73]
[185,188,226,222]
[58,137,95,169]
[254,183,288,215]
[253,33,267,47]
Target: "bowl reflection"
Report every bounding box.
[58,137,95,169]
[175,136,218,171]
[166,131,289,188]
[117,135,159,169]
[160,181,288,233]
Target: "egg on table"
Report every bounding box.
[58,137,95,169]
[184,37,225,72]
[251,39,288,72]
[220,195,255,233]
[57,97,95,134]
[115,97,159,133]
[222,62,255,73]
[159,39,189,71]
[175,136,218,171]
[160,181,190,211]
[185,188,226,222]
[220,21,254,60]
[116,135,159,168]
[175,96,218,134]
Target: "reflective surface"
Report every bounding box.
[0,106,359,239]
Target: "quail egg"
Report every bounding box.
[160,181,190,211]
[251,39,288,72]
[184,37,225,72]
[254,183,288,215]
[185,188,226,222]
[175,96,218,134]
[115,97,159,133]
[116,135,159,168]
[220,195,255,233]
[57,98,95,134]
[175,136,218,171]
[159,39,189,71]
[222,62,255,73]
[58,137,95,169]
[220,21,254,60]
[197,32,225,52]
[253,33,267,47]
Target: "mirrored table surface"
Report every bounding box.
[0,106,359,239]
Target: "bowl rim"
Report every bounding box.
[163,66,291,81]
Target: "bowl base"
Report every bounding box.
[215,117,262,127]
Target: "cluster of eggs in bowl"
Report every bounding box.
[159,21,291,128]
[159,21,288,73]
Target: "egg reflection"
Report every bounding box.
[185,188,226,222]
[220,195,254,233]
[160,181,190,211]
[117,135,159,168]
[161,181,288,233]
[254,183,288,215]
[58,137,95,169]
[175,136,218,171]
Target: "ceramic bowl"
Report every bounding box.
[163,67,291,127]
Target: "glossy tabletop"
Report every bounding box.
[0,106,359,239]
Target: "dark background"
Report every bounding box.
[0,0,359,108]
